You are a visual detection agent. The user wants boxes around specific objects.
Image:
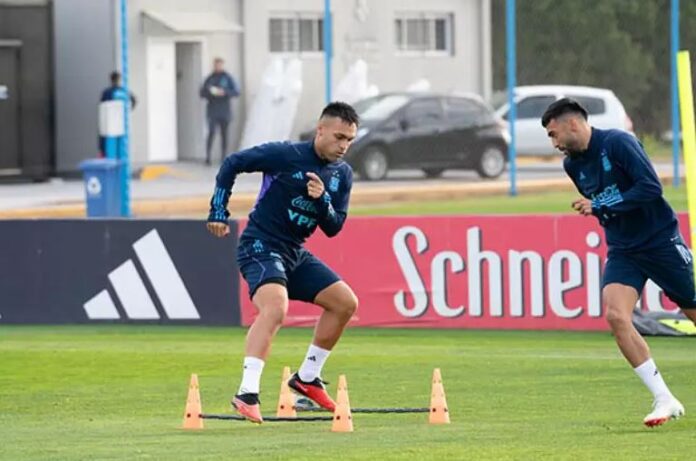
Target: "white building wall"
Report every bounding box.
[243,0,490,138]
[123,0,244,164]
[53,0,490,169]
[53,0,116,173]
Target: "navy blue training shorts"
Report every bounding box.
[236,237,341,302]
[603,234,696,309]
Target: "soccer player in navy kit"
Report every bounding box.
[206,102,359,423]
[542,98,696,427]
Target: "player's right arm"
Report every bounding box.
[562,159,584,196]
[563,159,602,219]
[199,75,215,100]
[207,143,293,232]
[562,159,590,205]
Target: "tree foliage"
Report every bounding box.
[492,0,696,135]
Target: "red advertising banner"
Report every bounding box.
[240,214,689,330]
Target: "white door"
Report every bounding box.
[147,40,177,161]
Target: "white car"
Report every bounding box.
[494,85,634,156]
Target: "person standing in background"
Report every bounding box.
[200,58,240,165]
[99,71,136,157]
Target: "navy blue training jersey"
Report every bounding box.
[563,128,678,251]
[208,141,353,247]
[100,85,136,109]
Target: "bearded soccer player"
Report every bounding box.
[542,98,696,427]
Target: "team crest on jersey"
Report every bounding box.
[329,174,340,192]
[601,150,612,172]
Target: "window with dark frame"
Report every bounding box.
[395,13,453,54]
[269,15,324,53]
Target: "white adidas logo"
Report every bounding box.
[83,229,200,320]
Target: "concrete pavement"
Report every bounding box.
[0,160,682,218]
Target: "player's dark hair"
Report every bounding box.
[541,98,588,127]
[320,101,360,127]
[110,71,121,85]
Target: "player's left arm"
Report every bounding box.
[593,133,663,214]
[223,74,240,98]
[309,167,353,238]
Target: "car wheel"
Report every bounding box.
[422,168,445,178]
[359,146,389,181]
[476,146,506,179]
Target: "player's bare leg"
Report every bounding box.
[312,281,358,350]
[681,308,696,324]
[603,283,683,426]
[233,283,289,423]
[289,281,358,411]
[246,283,289,359]
[604,283,649,366]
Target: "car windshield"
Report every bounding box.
[358,95,411,122]
[489,90,510,110]
[351,95,384,113]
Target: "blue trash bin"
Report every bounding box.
[79,158,122,217]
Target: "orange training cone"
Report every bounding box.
[182,373,204,429]
[336,374,351,407]
[331,374,354,432]
[276,366,297,418]
[429,368,450,424]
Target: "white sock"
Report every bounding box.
[238,357,264,395]
[634,358,673,401]
[298,344,331,382]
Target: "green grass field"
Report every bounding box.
[351,185,689,216]
[2,326,695,460]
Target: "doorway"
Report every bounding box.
[0,43,21,173]
[176,42,204,161]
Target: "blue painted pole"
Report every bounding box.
[323,0,332,104]
[506,0,517,196]
[671,0,681,188]
[120,0,131,217]
[104,137,118,159]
